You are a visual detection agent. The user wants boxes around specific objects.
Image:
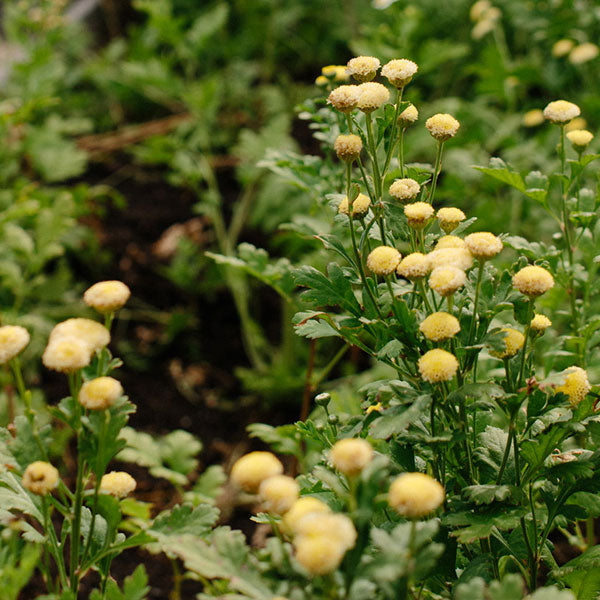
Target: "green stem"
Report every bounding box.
[365,112,386,245]
[517,299,535,388]
[417,280,433,313]
[427,141,444,205]
[495,423,514,485]
[382,87,404,175]
[43,496,69,590]
[399,127,406,177]
[468,261,485,344]
[69,456,85,593]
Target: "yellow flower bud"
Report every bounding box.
[22,461,59,495]
[334,134,363,162]
[327,85,360,113]
[464,232,503,260]
[552,39,575,58]
[404,202,434,229]
[0,325,30,364]
[428,266,466,296]
[294,535,345,575]
[428,248,473,271]
[42,337,92,373]
[388,472,444,517]
[435,235,466,250]
[329,438,374,476]
[420,312,460,342]
[436,207,466,233]
[78,377,123,410]
[531,313,552,332]
[569,43,599,65]
[389,178,420,202]
[346,56,380,82]
[356,82,390,113]
[366,246,401,275]
[522,109,545,127]
[418,349,459,383]
[398,104,418,127]
[397,252,430,280]
[425,113,460,141]
[84,280,131,314]
[338,193,371,218]
[294,513,356,551]
[556,366,591,406]
[543,100,581,124]
[513,265,554,297]
[50,318,110,353]
[100,471,136,498]
[490,327,525,358]
[230,451,283,492]
[282,497,331,534]
[259,475,299,515]
[566,129,594,149]
[381,58,418,87]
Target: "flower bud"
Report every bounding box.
[22,461,59,495]
[346,56,380,82]
[230,451,283,492]
[329,438,374,476]
[333,134,363,162]
[0,325,30,364]
[388,472,444,517]
[259,475,300,514]
[418,349,459,383]
[100,471,136,498]
[84,280,131,314]
[78,377,123,410]
[425,113,460,141]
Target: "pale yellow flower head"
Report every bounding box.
[42,337,92,373]
[315,75,328,86]
[322,65,350,82]
[230,451,283,493]
[398,104,418,127]
[0,325,30,364]
[490,327,525,358]
[556,366,591,406]
[322,65,338,77]
[84,280,131,314]
[436,207,466,233]
[428,266,466,296]
[346,56,380,82]
[50,318,110,353]
[566,117,587,132]
[552,39,575,58]
[259,475,300,515]
[513,265,554,297]
[334,134,363,162]
[283,497,331,534]
[472,18,495,40]
[22,461,59,495]
[543,100,581,124]
[470,0,491,21]
[420,312,460,342]
[418,348,459,383]
[295,514,356,561]
[327,85,360,113]
[78,377,123,410]
[425,113,460,141]
[356,82,390,113]
[338,193,371,218]
[435,235,466,250]
[464,232,503,260]
[566,129,594,149]
[294,535,345,575]
[329,438,374,476]
[397,252,430,280]
[100,471,136,498]
[388,472,445,517]
[569,43,599,65]
[428,248,473,271]
[404,202,434,229]
[522,109,545,127]
[381,58,418,87]
[367,246,401,275]
[531,313,552,332]
[389,178,420,202]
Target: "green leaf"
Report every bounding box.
[149,503,219,541]
[444,507,526,543]
[463,484,513,505]
[475,158,525,192]
[89,565,150,600]
[369,395,431,439]
[247,423,301,456]
[552,545,600,600]
[184,465,226,506]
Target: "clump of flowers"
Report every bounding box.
[381,58,418,87]
[334,134,363,162]
[405,202,434,229]
[328,85,360,113]
[78,377,124,410]
[356,82,390,112]
[398,252,430,280]
[259,475,300,514]
[429,266,467,296]
[437,207,466,233]
[464,231,503,259]
[531,314,552,332]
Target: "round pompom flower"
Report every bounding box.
[552,39,575,58]
[543,100,580,124]
[490,327,525,358]
[346,56,380,82]
[420,312,460,342]
[356,82,390,113]
[398,104,418,127]
[566,129,593,149]
[435,235,466,250]
[389,178,420,202]
[531,313,552,332]
[327,85,360,113]
[334,134,363,162]
[100,471,136,498]
[283,497,331,534]
[464,232,503,260]
[566,117,587,132]
[294,535,345,575]
[22,461,59,496]
[428,248,473,271]
[556,367,591,406]
[418,349,459,383]
[259,475,300,515]
[329,438,374,476]
[42,337,92,373]
[230,451,283,492]
[0,325,30,364]
[437,207,466,233]
[397,253,430,280]
[404,202,434,229]
[388,472,445,517]
[569,43,599,65]
[428,266,466,296]
[50,318,110,353]
[295,513,356,551]
[425,113,460,141]
[513,265,554,297]
[84,280,131,314]
[381,58,418,87]
[338,193,371,218]
[522,109,545,127]
[367,246,401,275]
[78,377,123,410]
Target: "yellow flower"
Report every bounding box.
[0,325,30,364]
[425,113,460,141]
[42,337,92,373]
[531,313,552,332]
[294,535,345,575]
[388,472,444,517]
[259,475,300,515]
[283,497,331,534]
[329,438,374,476]
[428,266,466,296]
[50,318,110,353]
[552,39,575,58]
[398,104,418,127]
[464,232,503,259]
[381,58,418,87]
[435,235,466,250]
[420,312,460,342]
[404,202,434,229]
[346,56,380,82]
[389,178,420,202]
[327,85,361,113]
[334,134,363,162]
[230,451,283,492]
[366,402,382,414]
[490,327,525,358]
[315,75,328,86]
[367,246,401,275]
[436,207,466,233]
[78,377,123,410]
[569,43,599,65]
[22,461,59,495]
[543,100,581,124]
[566,117,587,132]
[556,366,591,406]
[84,280,131,314]
[338,193,371,218]
[513,265,554,297]
[418,349,459,383]
[100,471,136,498]
[522,109,545,127]
[356,82,390,113]
[321,65,338,77]
[333,66,350,82]
[294,513,356,551]
[428,248,473,271]
[566,129,594,149]
[470,0,491,21]
[397,252,430,280]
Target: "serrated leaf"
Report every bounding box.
[149,503,219,540]
[463,484,513,505]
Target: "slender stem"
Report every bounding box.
[399,127,406,177]
[382,87,404,175]
[365,112,386,245]
[468,261,485,344]
[70,455,85,593]
[43,496,69,590]
[517,299,535,388]
[427,141,444,205]
[417,280,433,313]
[495,423,514,485]
[458,396,475,484]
